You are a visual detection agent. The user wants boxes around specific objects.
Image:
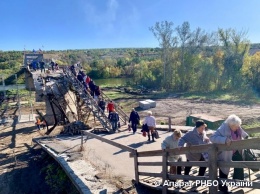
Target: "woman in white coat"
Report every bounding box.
[210,114,248,193]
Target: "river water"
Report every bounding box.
[0,78,131,91]
[94,78,132,87]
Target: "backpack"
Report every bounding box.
[154,130,159,139]
[244,149,259,172]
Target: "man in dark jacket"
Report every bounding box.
[108,109,119,132]
[77,73,84,83]
[98,98,106,112]
[178,120,210,179]
[129,108,140,134]
[89,80,95,97]
[40,61,45,73]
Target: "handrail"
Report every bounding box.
[130,138,260,194]
[82,130,135,153]
[100,90,129,124]
[64,68,113,132]
[129,143,211,158]
[64,66,129,125]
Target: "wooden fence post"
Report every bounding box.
[168,117,172,132]
[208,144,218,194]
[162,149,168,194]
[133,149,139,184]
[80,131,83,151]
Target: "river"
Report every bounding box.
[94,78,132,87]
[0,78,131,91]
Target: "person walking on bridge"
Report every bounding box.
[40,61,45,73]
[108,109,119,132]
[129,108,140,134]
[143,111,156,141]
[98,97,106,112]
[107,101,115,113]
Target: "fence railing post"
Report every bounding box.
[80,131,84,151]
[162,149,168,194]
[208,144,218,194]
[133,149,139,184]
[168,117,172,132]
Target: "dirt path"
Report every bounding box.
[119,98,260,126]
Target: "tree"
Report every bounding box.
[218,28,250,89]
[149,21,176,89]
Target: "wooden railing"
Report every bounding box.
[100,90,129,125]
[129,138,260,194]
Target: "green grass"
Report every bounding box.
[180,89,260,105]
[241,122,260,138]
[5,89,29,95]
[103,90,134,99]
[242,122,260,129]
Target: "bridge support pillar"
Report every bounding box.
[25,71,35,91]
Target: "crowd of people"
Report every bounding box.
[161,114,249,193]
[29,60,59,72]
[69,64,122,132]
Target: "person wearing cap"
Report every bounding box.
[143,111,156,141]
[161,130,183,177]
[129,108,140,134]
[178,120,210,178]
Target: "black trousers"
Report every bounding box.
[131,122,137,133]
[219,169,228,192]
[184,155,206,176]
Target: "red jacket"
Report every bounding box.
[107,102,115,112]
[86,76,91,84]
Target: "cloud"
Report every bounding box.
[80,0,119,33]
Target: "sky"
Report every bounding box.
[1,0,260,51]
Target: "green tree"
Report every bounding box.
[218,28,250,89]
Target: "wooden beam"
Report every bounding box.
[168,117,171,132]
[217,138,260,151]
[129,144,212,158]
[167,161,208,167]
[82,131,135,153]
[162,150,168,194]
[133,149,139,184]
[138,162,163,166]
[218,161,260,169]
[129,149,163,157]
[208,144,218,194]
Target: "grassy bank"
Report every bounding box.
[180,88,260,105]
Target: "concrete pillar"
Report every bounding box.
[25,71,35,91]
